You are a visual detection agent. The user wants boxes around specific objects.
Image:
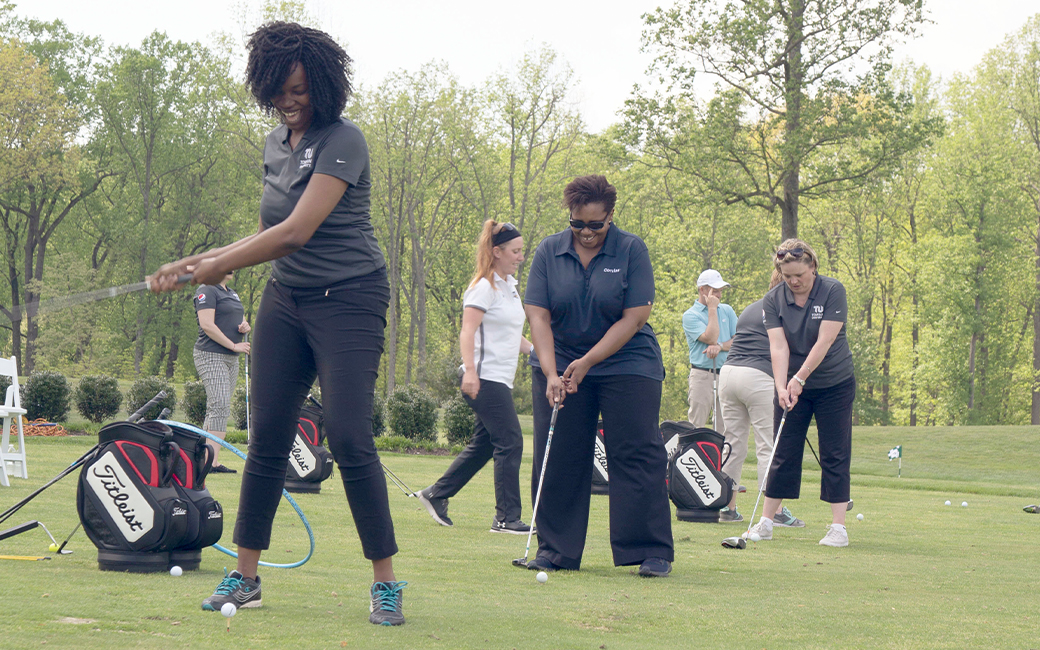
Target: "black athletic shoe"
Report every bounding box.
[369,581,407,626]
[201,569,261,611]
[210,464,237,474]
[525,555,563,572]
[490,519,535,535]
[638,558,672,577]
[414,487,453,527]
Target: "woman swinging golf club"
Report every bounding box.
[414,220,536,534]
[149,22,407,625]
[744,239,856,547]
[523,174,673,577]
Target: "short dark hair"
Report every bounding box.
[245,22,352,129]
[563,175,617,215]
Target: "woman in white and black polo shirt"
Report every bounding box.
[745,239,856,548]
[415,220,534,535]
[193,273,251,473]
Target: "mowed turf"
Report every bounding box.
[0,425,1037,649]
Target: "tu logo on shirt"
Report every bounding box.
[811,305,824,320]
[299,148,314,169]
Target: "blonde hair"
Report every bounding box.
[468,219,518,289]
[773,238,819,275]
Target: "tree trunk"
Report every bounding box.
[1034,219,1040,424]
[780,0,805,241]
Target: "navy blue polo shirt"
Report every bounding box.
[524,226,664,381]
[763,275,854,389]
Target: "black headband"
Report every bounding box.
[492,223,522,247]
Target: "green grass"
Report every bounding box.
[0,425,1037,649]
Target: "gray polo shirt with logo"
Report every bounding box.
[722,299,773,378]
[762,275,854,389]
[260,117,386,287]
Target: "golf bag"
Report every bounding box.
[284,400,335,494]
[165,422,224,570]
[76,420,192,572]
[591,421,609,495]
[662,421,734,523]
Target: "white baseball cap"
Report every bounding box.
[697,269,730,289]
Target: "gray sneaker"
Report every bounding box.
[414,487,453,527]
[201,569,262,611]
[369,581,407,626]
[718,507,743,523]
[773,506,805,527]
[819,524,849,547]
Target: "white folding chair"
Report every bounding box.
[0,356,28,487]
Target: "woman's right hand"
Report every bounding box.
[545,374,566,406]
[148,259,193,293]
[461,369,480,399]
[233,341,251,354]
[776,385,797,410]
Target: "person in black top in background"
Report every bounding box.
[150,22,406,626]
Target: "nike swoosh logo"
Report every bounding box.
[336,159,346,163]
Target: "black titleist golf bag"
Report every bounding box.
[591,421,609,495]
[76,420,192,572]
[284,398,335,494]
[165,422,224,570]
[662,421,734,523]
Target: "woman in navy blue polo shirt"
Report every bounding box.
[745,239,856,548]
[523,174,673,577]
[149,22,406,625]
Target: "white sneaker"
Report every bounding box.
[819,524,849,547]
[742,517,773,541]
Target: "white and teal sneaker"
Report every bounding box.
[202,569,262,611]
[773,506,805,527]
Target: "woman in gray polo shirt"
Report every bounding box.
[745,239,856,548]
[150,22,406,626]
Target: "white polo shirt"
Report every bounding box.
[464,273,525,389]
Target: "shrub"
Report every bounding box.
[372,396,385,436]
[231,384,247,430]
[183,380,208,427]
[125,376,176,420]
[442,394,475,446]
[0,375,13,406]
[74,376,123,424]
[24,371,70,421]
[386,385,438,442]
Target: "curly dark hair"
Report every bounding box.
[245,21,352,129]
[563,175,617,215]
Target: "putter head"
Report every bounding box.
[512,557,529,568]
[847,499,854,512]
[721,536,746,549]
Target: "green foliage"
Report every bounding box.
[371,395,385,437]
[231,384,247,430]
[125,376,176,420]
[74,375,122,424]
[0,375,11,402]
[441,394,475,446]
[385,385,438,442]
[182,380,207,427]
[373,435,449,454]
[23,371,70,421]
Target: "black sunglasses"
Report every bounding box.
[569,219,609,231]
[497,222,517,232]
[776,248,805,260]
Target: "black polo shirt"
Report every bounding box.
[194,284,244,355]
[524,226,664,381]
[722,299,773,377]
[763,274,854,389]
[260,117,386,288]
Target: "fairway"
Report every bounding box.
[0,426,1037,649]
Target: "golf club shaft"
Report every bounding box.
[128,390,168,423]
[382,463,415,497]
[522,400,559,563]
[744,406,789,537]
[56,521,81,553]
[244,334,251,440]
[0,446,99,526]
[4,274,193,322]
[711,357,718,432]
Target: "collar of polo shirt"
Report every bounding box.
[553,222,619,258]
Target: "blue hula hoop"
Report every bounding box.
[159,420,315,569]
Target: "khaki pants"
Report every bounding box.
[686,366,724,434]
[718,364,775,491]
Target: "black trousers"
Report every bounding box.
[766,376,856,503]
[530,368,673,569]
[428,379,523,523]
[234,270,398,561]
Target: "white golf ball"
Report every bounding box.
[749,532,761,542]
[536,571,548,583]
[961,501,968,507]
[221,603,237,618]
[856,513,864,521]
[169,565,183,577]
[945,500,951,506]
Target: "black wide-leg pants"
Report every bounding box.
[766,376,856,503]
[530,368,673,569]
[428,379,523,523]
[234,270,398,561]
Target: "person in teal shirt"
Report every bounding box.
[681,269,737,431]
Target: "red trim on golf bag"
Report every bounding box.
[112,441,160,487]
[286,403,334,488]
[695,441,723,472]
[662,421,734,512]
[298,417,320,446]
[164,422,223,554]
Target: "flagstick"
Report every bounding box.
[898,455,901,478]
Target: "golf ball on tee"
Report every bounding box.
[961,501,968,507]
[169,565,183,577]
[856,513,864,521]
[749,532,761,542]
[945,500,951,506]
[221,603,237,618]
[48,544,59,553]
[536,571,548,583]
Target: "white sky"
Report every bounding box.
[14,0,1039,133]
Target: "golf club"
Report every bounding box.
[722,406,789,549]
[3,274,193,322]
[711,357,718,432]
[513,399,559,568]
[244,334,251,441]
[382,463,416,498]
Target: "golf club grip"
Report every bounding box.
[128,390,167,423]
